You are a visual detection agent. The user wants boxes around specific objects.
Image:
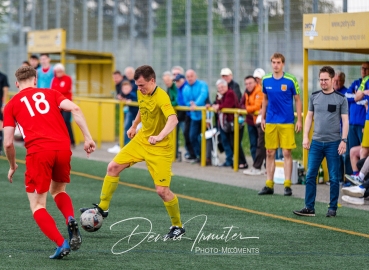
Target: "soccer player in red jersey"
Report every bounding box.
[2,66,96,259]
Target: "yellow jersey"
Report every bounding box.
[135,86,176,148]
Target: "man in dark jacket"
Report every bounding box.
[220,68,241,102]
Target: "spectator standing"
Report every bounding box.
[220,68,241,102]
[346,62,369,172]
[51,63,75,147]
[183,69,209,163]
[124,66,138,95]
[171,66,185,80]
[333,71,351,177]
[29,54,41,70]
[37,53,54,88]
[220,67,247,168]
[258,53,302,196]
[112,70,124,98]
[212,79,240,167]
[294,66,348,217]
[0,68,9,155]
[174,74,195,161]
[162,71,178,107]
[120,80,139,145]
[253,68,265,86]
[242,76,265,175]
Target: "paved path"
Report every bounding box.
[71,142,368,211]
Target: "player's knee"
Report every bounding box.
[282,150,292,158]
[266,149,275,158]
[107,161,126,176]
[156,186,170,199]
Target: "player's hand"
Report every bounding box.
[127,126,137,139]
[338,141,346,155]
[1,107,3,113]
[148,135,163,145]
[261,119,266,131]
[302,137,310,150]
[84,139,96,157]
[295,120,302,133]
[8,164,18,183]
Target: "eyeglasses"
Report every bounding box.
[361,67,369,71]
[319,79,330,82]
[172,73,179,76]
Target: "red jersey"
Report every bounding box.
[51,75,72,100]
[3,87,70,154]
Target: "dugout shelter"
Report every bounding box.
[303,12,369,181]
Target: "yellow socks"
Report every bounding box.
[284,179,292,188]
[99,175,119,211]
[163,195,182,227]
[266,179,274,189]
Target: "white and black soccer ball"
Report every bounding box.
[80,209,104,232]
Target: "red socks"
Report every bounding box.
[33,208,64,247]
[54,192,74,225]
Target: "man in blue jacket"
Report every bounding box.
[183,69,209,163]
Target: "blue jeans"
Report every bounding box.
[220,128,234,165]
[189,119,201,158]
[124,111,134,145]
[305,140,341,211]
[247,124,258,161]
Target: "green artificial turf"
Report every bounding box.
[1,147,369,269]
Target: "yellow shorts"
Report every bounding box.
[113,138,173,187]
[362,120,369,147]
[264,123,296,149]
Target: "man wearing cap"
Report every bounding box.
[253,68,266,86]
[220,68,242,102]
[51,63,75,147]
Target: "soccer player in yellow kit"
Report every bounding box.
[81,65,185,239]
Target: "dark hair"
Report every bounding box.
[134,65,156,81]
[270,52,285,63]
[30,54,39,60]
[15,66,37,82]
[319,66,335,78]
[22,61,31,66]
[40,53,49,58]
[113,70,122,76]
[244,75,256,81]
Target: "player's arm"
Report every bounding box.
[3,126,17,183]
[127,111,141,139]
[148,114,178,145]
[260,94,268,131]
[59,99,95,156]
[302,111,314,150]
[294,94,302,132]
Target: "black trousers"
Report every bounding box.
[62,111,75,145]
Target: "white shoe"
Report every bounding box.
[342,185,365,198]
[342,195,365,205]
[107,144,121,154]
[243,168,262,176]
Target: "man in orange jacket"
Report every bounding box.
[242,75,266,175]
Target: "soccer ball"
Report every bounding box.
[80,209,104,232]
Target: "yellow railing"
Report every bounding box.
[7,92,252,172]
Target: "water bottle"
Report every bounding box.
[318,165,324,184]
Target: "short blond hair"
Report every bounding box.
[270,52,285,63]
